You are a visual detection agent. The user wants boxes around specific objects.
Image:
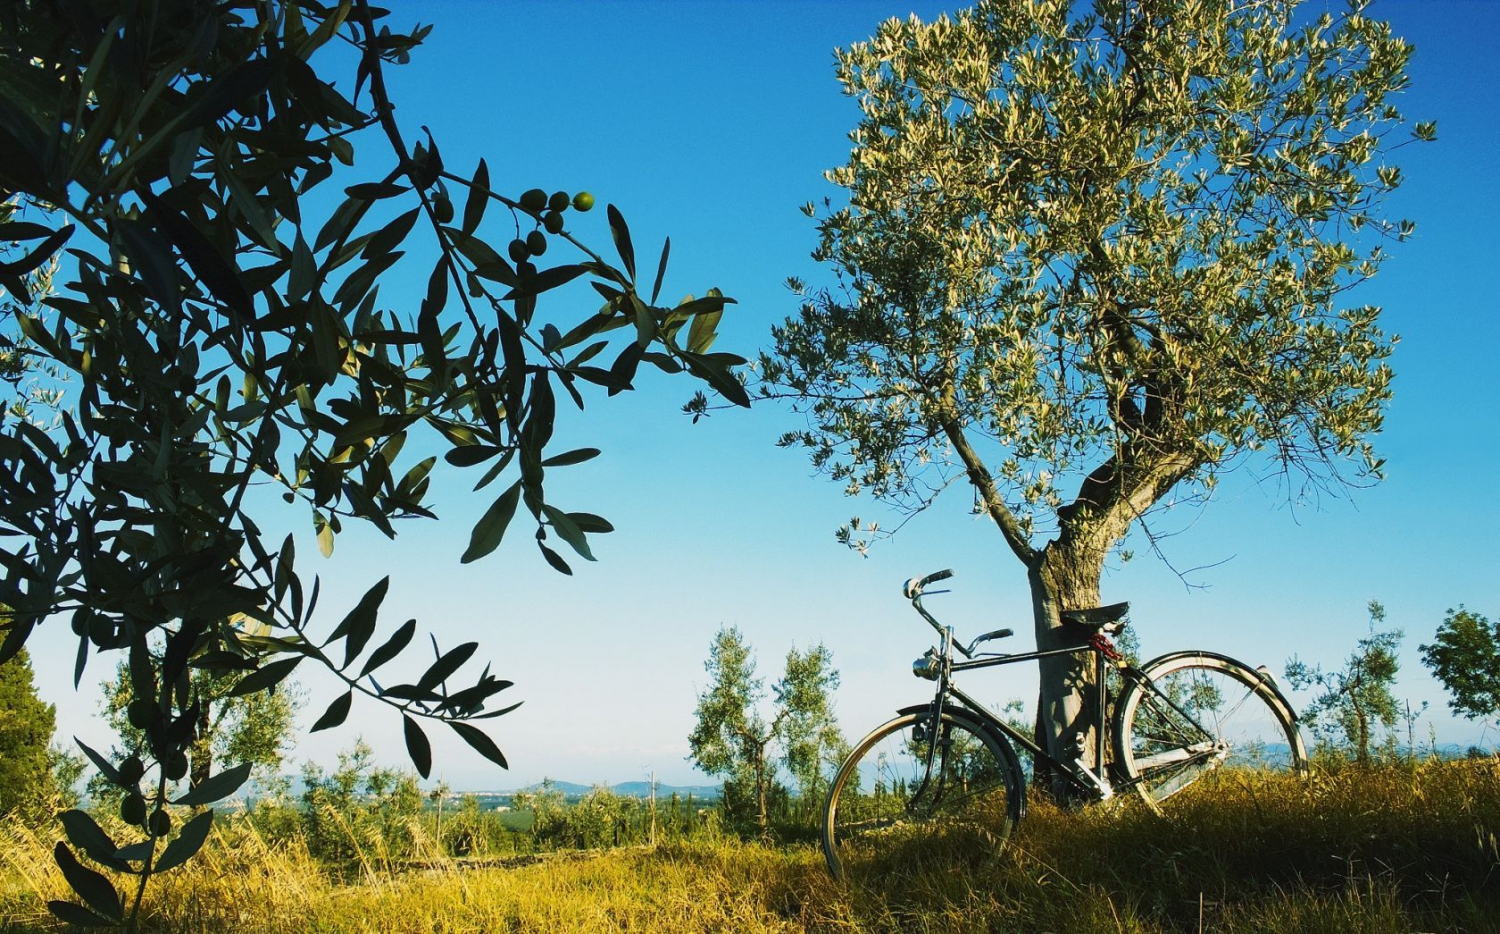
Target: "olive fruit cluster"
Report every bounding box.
[114,754,177,837]
[508,188,595,267]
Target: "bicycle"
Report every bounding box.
[821,568,1308,880]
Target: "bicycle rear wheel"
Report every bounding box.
[1114,652,1307,810]
[821,707,1022,881]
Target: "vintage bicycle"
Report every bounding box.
[821,568,1308,880]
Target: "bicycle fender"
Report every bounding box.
[1137,650,1301,722]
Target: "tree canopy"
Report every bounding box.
[100,650,301,793]
[762,0,1430,773]
[1421,608,1500,725]
[0,645,55,816]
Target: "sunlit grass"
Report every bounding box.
[3,758,1496,932]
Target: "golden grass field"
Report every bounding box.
[3,759,1497,933]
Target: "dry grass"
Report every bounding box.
[3,758,1497,933]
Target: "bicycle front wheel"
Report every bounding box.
[821,707,1022,881]
[1114,652,1307,810]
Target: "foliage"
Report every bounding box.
[0,198,66,425]
[0,0,741,925]
[687,626,778,833]
[99,648,302,795]
[296,740,424,869]
[1286,600,1402,762]
[0,645,54,816]
[760,0,1431,769]
[776,643,849,807]
[1420,607,1500,724]
[532,784,639,850]
[687,627,845,834]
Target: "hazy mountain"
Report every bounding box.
[513,780,721,799]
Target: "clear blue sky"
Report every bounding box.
[30,0,1500,789]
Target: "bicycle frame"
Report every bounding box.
[906,577,1226,802]
[926,632,1127,800]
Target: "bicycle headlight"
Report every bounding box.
[912,649,941,681]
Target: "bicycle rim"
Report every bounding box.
[1115,654,1307,810]
[822,710,1018,881]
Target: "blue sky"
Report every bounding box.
[30,0,1500,789]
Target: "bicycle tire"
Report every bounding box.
[821,706,1023,881]
[1113,652,1308,810]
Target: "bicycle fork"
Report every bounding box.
[909,708,952,811]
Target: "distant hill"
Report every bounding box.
[611,781,720,798]
[513,780,721,800]
[243,776,722,801]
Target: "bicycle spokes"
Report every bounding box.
[825,712,1019,879]
[1117,657,1305,808]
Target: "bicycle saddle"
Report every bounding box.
[1059,602,1130,631]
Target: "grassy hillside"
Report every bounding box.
[3,758,1496,932]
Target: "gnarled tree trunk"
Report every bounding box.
[1027,528,1113,799]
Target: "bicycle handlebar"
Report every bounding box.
[905,570,1017,658]
[903,568,954,600]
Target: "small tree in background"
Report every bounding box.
[0,645,55,815]
[687,626,844,835]
[688,627,777,834]
[1286,600,1402,763]
[298,740,423,866]
[779,643,848,815]
[1421,607,1500,731]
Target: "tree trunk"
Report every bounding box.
[753,747,768,834]
[1351,685,1369,763]
[1028,533,1109,801]
[189,702,213,791]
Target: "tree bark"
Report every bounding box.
[943,417,1196,800]
[753,746,768,834]
[1027,532,1109,800]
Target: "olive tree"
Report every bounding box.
[0,1,741,926]
[763,0,1430,781]
[687,627,844,834]
[1285,600,1401,762]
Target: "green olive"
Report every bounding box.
[88,614,114,647]
[127,700,155,730]
[571,191,595,212]
[120,794,147,826]
[148,809,172,838]
[118,756,145,785]
[543,211,564,234]
[433,193,454,224]
[519,188,547,212]
[526,230,547,256]
[548,190,570,212]
[508,239,530,263]
[165,752,189,781]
